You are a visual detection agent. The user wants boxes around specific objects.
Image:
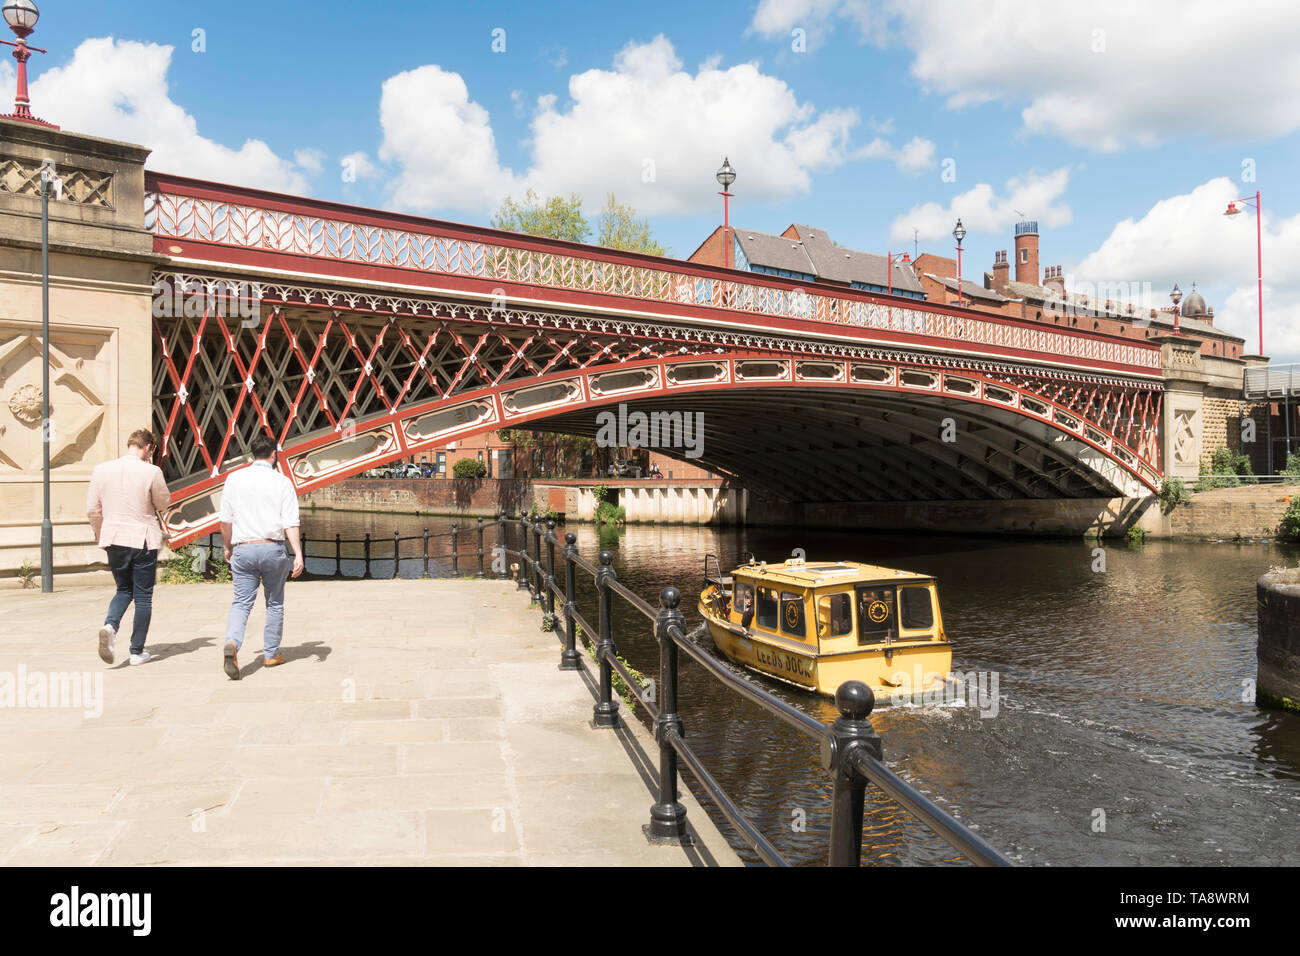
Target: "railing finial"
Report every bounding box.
[659,585,681,610]
[564,531,577,547]
[835,680,874,721]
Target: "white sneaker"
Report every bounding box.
[98,624,116,665]
[129,651,151,666]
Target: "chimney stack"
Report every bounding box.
[991,250,1010,295]
[1014,220,1039,286]
[1043,265,1065,296]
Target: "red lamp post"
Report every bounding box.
[1223,190,1264,355]
[716,158,736,270]
[886,251,910,297]
[1,0,55,128]
[952,219,967,307]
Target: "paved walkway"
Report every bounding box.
[0,578,739,866]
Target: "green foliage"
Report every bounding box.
[595,501,626,526]
[1278,499,1300,542]
[591,484,608,505]
[579,624,650,712]
[452,457,487,479]
[1157,477,1191,510]
[491,189,590,243]
[1195,446,1253,491]
[159,548,232,584]
[1125,526,1147,546]
[526,499,559,521]
[17,559,36,589]
[1281,453,1300,484]
[596,193,667,256]
[541,611,557,632]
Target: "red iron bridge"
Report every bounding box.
[145,173,1165,548]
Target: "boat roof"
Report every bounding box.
[731,559,932,587]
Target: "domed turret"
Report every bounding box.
[1181,284,1208,319]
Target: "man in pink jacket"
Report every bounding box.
[85,428,172,666]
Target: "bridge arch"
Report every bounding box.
[152,275,1163,547]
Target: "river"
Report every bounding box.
[288,507,1300,866]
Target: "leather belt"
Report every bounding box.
[235,538,283,547]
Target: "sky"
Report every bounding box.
[4,0,1299,359]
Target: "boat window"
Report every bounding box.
[780,591,806,638]
[733,581,753,611]
[900,586,934,630]
[818,593,853,637]
[856,586,896,645]
[756,586,779,631]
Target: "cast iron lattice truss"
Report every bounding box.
[151,272,1163,547]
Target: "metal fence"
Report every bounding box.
[510,516,1011,868]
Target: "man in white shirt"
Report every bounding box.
[219,435,304,680]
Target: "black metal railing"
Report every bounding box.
[191,514,516,581]
[507,516,1012,868]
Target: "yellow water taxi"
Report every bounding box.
[698,554,953,700]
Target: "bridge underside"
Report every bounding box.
[151,273,1163,546]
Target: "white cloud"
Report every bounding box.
[339,151,380,181]
[889,167,1072,242]
[378,36,870,216]
[0,38,311,192]
[752,0,1300,151]
[1076,178,1300,357]
[856,135,935,174]
[377,64,521,212]
[294,149,326,173]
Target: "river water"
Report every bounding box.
[293,508,1300,866]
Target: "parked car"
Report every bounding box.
[607,459,643,479]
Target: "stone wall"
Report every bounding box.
[1200,394,1270,474]
[1257,570,1300,712]
[302,478,535,518]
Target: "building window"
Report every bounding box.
[436,452,446,477]
[1020,249,1028,264]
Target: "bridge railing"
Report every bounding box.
[509,515,1012,868]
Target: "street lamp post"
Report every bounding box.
[952,219,967,307]
[716,158,736,270]
[1,0,54,127]
[1223,190,1264,355]
[1170,283,1182,336]
[39,159,53,592]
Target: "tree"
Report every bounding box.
[490,189,589,243]
[596,193,667,256]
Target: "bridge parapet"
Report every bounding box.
[144,174,1161,379]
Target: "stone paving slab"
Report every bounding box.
[0,578,740,866]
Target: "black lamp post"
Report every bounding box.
[952,219,967,307]
[716,158,736,270]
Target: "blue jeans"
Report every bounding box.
[105,545,158,655]
[224,542,292,657]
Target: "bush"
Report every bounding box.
[1158,477,1191,510]
[1196,447,1253,491]
[1278,499,1300,542]
[452,458,487,479]
[159,547,232,584]
[595,501,626,526]
[1281,453,1300,484]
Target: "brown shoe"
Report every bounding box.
[263,652,285,667]
[223,641,241,680]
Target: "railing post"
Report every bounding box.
[824,681,883,867]
[592,550,619,729]
[477,516,485,578]
[497,513,509,580]
[516,516,528,591]
[451,522,459,577]
[647,585,689,844]
[422,527,430,578]
[334,533,341,577]
[301,534,308,575]
[559,532,581,671]
[393,530,401,579]
[363,532,371,579]
[532,519,544,600]
[543,518,557,623]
